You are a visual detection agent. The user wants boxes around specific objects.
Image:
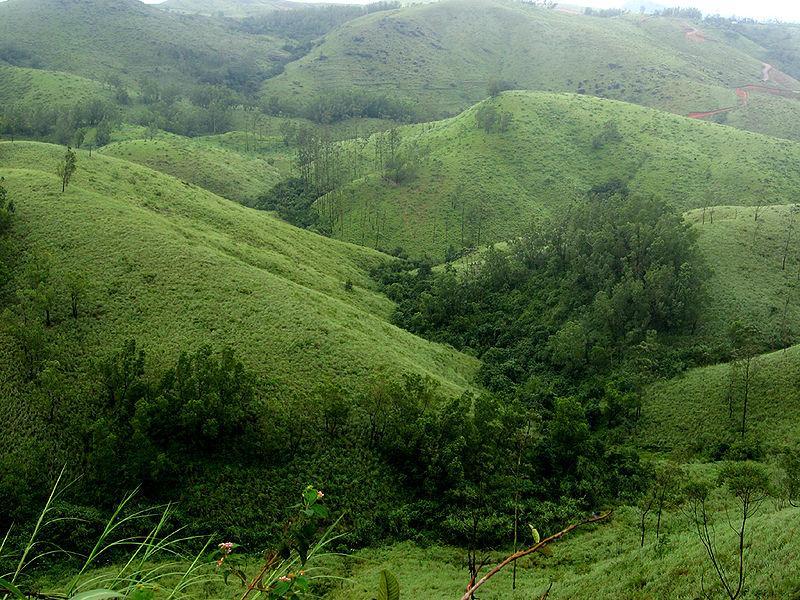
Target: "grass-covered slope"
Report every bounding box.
[158,0,300,17]
[0,63,112,112]
[324,91,800,259]
[639,344,800,456]
[0,0,285,86]
[100,134,286,205]
[327,501,800,599]
[640,203,800,455]
[0,142,477,419]
[690,204,800,345]
[261,0,800,127]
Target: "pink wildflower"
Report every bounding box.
[218,542,234,555]
[316,490,324,499]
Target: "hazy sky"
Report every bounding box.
[138,0,800,22]
[588,0,800,21]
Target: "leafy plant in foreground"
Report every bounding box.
[0,473,338,600]
[220,485,341,600]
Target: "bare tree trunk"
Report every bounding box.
[741,357,751,440]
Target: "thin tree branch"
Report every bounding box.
[459,511,612,600]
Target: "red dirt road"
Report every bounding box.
[687,107,735,119]
[687,62,799,120]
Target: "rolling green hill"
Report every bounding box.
[100,133,287,204]
[261,0,800,133]
[0,0,285,87]
[0,63,112,112]
[636,206,800,455]
[0,141,478,452]
[689,204,800,344]
[320,91,800,259]
[640,343,800,457]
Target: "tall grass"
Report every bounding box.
[1,476,343,600]
[1,469,215,600]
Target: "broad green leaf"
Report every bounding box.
[302,487,318,506]
[70,589,123,600]
[0,577,25,599]
[377,569,400,600]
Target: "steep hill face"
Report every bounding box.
[0,64,112,112]
[261,0,800,138]
[0,0,285,86]
[688,204,800,346]
[0,142,477,434]
[320,91,800,259]
[640,343,800,456]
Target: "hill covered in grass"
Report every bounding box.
[0,0,285,87]
[100,134,287,204]
[636,208,800,455]
[0,63,112,112]
[158,0,300,17]
[321,91,800,259]
[0,141,477,416]
[689,204,800,345]
[640,343,800,457]
[261,0,800,132]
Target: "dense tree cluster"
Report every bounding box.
[302,90,418,124]
[475,103,513,133]
[377,186,709,395]
[0,334,647,555]
[0,99,115,147]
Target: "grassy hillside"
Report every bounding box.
[261,0,800,131]
[0,0,285,87]
[639,343,800,456]
[0,142,477,445]
[328,501,800,599]
[0,63,112,113]
[100,134,286,204]
[689,204,800,345]
[321,91,800,259]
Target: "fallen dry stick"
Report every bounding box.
[459,511,613,600]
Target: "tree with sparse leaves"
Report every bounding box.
[56,146,78,193]
[685,463,771,600]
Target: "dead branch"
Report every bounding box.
[459,511,612,600]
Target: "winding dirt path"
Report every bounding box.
[686,62,799,120]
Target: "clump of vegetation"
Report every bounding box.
[475,104,513,133]
[379,186,708,393]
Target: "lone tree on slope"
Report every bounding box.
[57,146,77,193]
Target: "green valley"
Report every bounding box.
[3,0,800,599]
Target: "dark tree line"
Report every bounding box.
[0,99,115,147]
